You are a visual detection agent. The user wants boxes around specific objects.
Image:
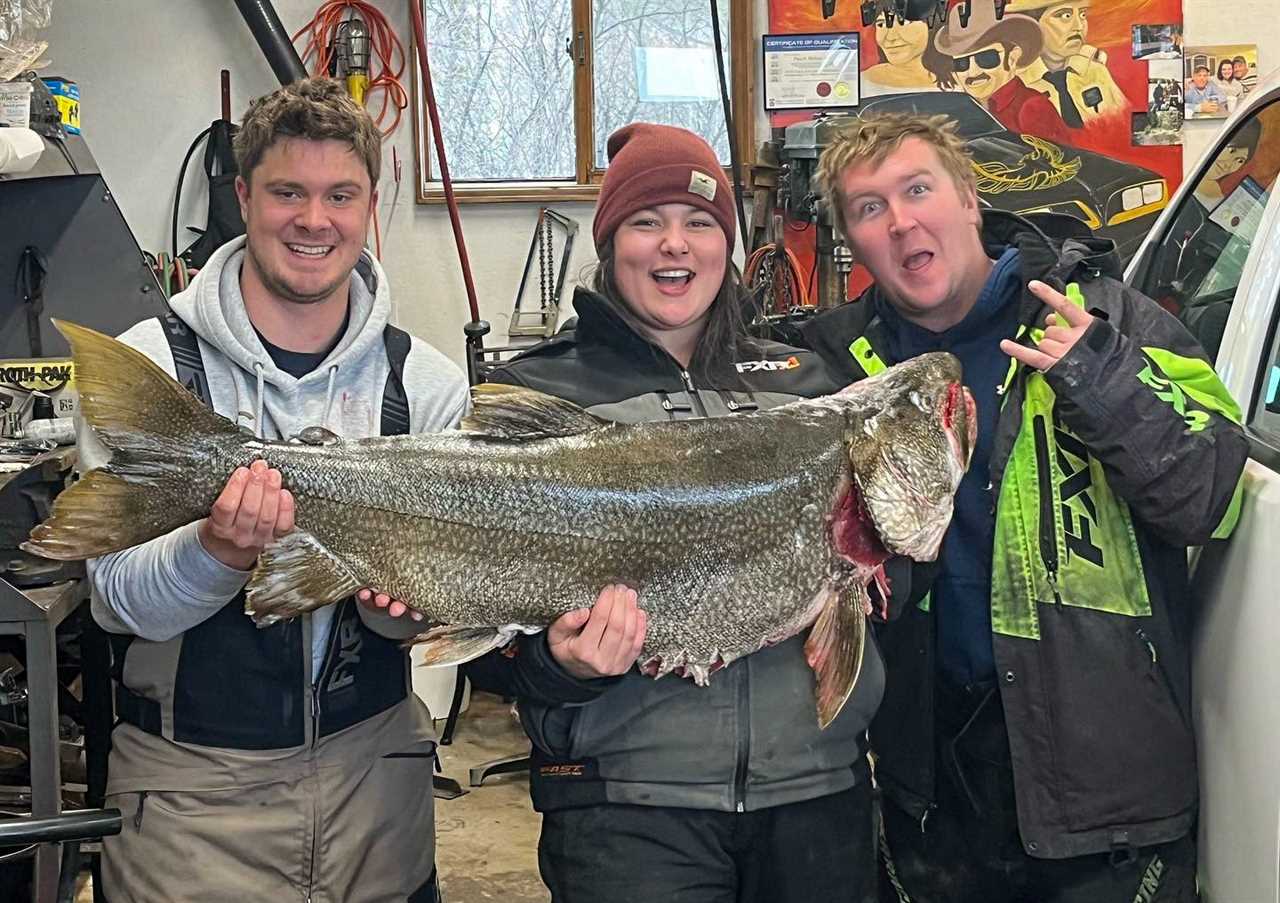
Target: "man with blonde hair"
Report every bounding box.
[801,112,1247,901]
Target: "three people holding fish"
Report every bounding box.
[62,75,1246,903]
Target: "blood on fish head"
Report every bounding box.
[835,352,975,564]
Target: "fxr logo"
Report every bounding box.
[1055,425,1104,568]
[327,618,364,693]
[1136,364,1211,432]
[735,356,800,373]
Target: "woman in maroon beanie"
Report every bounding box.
[464,122,886,903]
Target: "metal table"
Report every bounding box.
[0,576,87,902]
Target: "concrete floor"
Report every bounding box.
[435,692,548,903]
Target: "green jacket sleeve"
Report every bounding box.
[1041,281,1248,547]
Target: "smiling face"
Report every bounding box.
[1218,61,1234,81]
[235,136,375,310]
[955,42,1022,102]
[876,13,930,65]
[838,137,990,333]
[1192,69,1210,89]
[1039,0,1089,64]
[1234,59,1249,79]
[610,203,728,358]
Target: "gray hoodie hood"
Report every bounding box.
[168,234,393,440]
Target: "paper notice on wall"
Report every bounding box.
[762,33,858,111]
[635,47,719,102]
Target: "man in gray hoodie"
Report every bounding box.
[90,78,469,902]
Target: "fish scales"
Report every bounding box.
[24,320,975,725]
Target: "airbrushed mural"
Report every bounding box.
[768,0,1183,268]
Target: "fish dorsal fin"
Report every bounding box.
[461,384,611,441]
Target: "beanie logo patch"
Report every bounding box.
[688,171,718,203]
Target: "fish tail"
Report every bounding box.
[22,319,245,560]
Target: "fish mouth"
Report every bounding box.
[941,382,977,470]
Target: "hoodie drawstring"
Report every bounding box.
[322,365,339,430]
[253,361,266,434]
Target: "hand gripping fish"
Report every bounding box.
[25,321,975,727]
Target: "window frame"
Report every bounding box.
[410,0,755,204]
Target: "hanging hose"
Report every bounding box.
[408,0,481,325]
[745,244,810,316]
[708,0,749,258]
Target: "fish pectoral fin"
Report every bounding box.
[803,585,867,730]
[413,625,517,667]
[461,384,611,441]
[245,531,362,626]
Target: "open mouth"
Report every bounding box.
[940,382,977,468]
[287,243,334,259]
[902,251,933,272]
[652,269,694,292]
[966,74,990,87]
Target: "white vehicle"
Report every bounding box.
[1127,71,1280,903]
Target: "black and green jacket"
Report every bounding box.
[801,210,1249,859]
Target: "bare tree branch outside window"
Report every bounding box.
[415,0,742,194]
[592,0,731,169]
[425,0,576,180]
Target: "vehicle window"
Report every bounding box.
[1139,99,1280,362]
[1253,316,1280,445]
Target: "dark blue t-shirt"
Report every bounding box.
[876,247,1022,687]
[253,311,349,379]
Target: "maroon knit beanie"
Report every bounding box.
[592,123,735,250]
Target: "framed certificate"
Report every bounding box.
[762,32,860,111]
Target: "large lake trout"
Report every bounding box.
[26,320,974,726]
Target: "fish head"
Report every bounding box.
[835,352,976,564]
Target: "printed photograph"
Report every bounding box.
[1185,44,1258,119]
[1132,24,1182,60]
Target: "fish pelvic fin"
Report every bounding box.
[413,625,521,667]
[23,319,245,561]
[461,384,611,441]
[245,531,362,625]
[804,585,868,730]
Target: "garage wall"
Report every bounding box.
[34,0,1280,367]
[38,0,600,372]
[1181,0,1280,170]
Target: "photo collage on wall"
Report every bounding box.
[1132,24,1184,145]
[1131,28,1259,144]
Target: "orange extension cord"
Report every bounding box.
[293,1,409,137]
[745,243,810,316]
[293,2,410,259]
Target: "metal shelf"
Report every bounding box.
[0,573,88,901]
